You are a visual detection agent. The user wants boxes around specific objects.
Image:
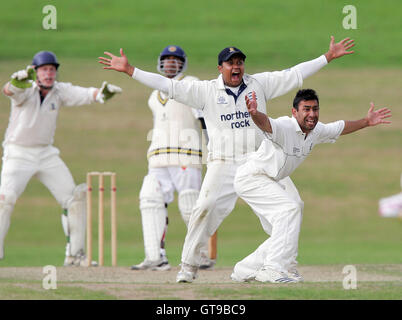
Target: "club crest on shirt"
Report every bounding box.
[51,103,56,110]
[293,147,300,154]
[217,96,228,105]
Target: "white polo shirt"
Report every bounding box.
[4,81,97,147]
[247,116,345,181]
[167,69,303,161]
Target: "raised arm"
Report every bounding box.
[98,48,170,93]
[293,36,355,79]
[341,103,391,135]
[245,92,272,133]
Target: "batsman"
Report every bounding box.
[0,51,122,266]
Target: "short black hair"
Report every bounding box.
[293,89,319,110]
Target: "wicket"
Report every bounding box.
[86,172,117,267]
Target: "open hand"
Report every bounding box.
[325,36,355,62]
[367,102,392,126]
[98,49,134,76]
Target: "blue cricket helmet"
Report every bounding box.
[32,51,60,69]
[157,45,187,76]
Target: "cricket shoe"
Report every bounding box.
[176,263,198,283]
[230,272,255,283]
[63,249,91,267]
[287,268,304,282]
[255,267,298,284]
[131,258,171,271]
[199,252,216,270]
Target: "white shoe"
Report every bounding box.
[176,263,198,283]
[131,258,171,271]
[287,268,304,282]
[255,267,298,283]
[199,252,216,270]
[64,249,90,267]
[230,272,255,283]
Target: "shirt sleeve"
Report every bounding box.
[170,79,208,110]
[292,55,328,80]
[316,120,345,144]
[133,68,171,94]
[5,83,34,105]
[133,69,206,110]
[57,82,97,107]
[266,117,287,146]
[191,107,203,119]
[252,67,303,101]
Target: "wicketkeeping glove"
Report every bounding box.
[96,81,122,104]
[10,66,36,89]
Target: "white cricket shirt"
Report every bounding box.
[147,74,205,168]
[167,69,303,161]
[248,116,345,181]
[4,81,97,147]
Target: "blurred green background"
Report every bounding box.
[0,0,401,272]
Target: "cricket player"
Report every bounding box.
[232,89,391,283]
[0,51,122,266]
[98,36,355,282]
[130,45,214,271]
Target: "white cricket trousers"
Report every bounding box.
[181,160,242,266]
[146,166,202,204]
[0,144,76,208]
[233,163,304,277]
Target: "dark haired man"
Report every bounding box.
[232,89,391,283]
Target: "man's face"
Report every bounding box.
[218,55,244,87]
[36,64,57,88]
[162,55,183,78]
[292,100,320,134]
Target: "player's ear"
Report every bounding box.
[291,107,297,117]
[217,65,223,74]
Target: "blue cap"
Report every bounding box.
[218,47,246,65]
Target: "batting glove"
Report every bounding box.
[10,66,36,89]
[96,81,122,104]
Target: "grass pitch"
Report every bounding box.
[0,0,401,300]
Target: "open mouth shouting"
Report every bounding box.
[231,70,242,85]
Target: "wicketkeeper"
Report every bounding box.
[0,51,122,266]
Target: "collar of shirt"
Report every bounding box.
[173,73,185,81]
[217,73,252,90]
[291,116,305,135]
[217,74,249,103]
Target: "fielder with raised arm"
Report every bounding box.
[232,89,391,283]
[130,45,214,271]
[0,51,122,266]
[99,36,355,282]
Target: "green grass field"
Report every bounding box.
[0,0,401,300]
